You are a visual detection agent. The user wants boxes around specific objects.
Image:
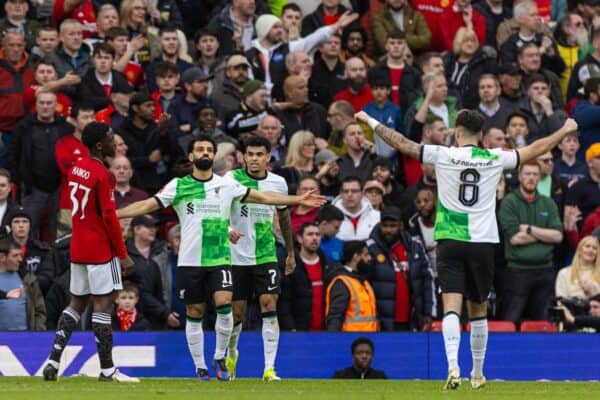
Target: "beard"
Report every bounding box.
[349,78,366,93]
[357,260,370,276]
[574,30,589,48]
[194,157,213,170]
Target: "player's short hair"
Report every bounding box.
[155,61,179,77]
[243,135,271,153]
[71,101,96,118]
[351,337,374,354]
[316,204,344,223]
[341,176,363,191]
[455,109,485,137]
[341,240,367,265]
[424,114,444,128]
[121,283,140,298]
[82,122,111,149]
[298,221,319,236]
[93,41,116,58]
[188,134,217,155]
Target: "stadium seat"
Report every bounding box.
[430,320,463,332]
[519,320,558,333]
[465,320,516,332]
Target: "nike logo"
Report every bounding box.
[267,285,278,291]
[222,284,232,288]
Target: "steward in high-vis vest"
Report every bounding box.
[325,241,378,332]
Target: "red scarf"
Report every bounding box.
[116,307,137,331]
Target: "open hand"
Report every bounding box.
[297,189,326,208]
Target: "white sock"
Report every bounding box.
[442,312,461,371]
[185,318,207,370]
[470,318,488,377]
[214,309,233,360]
[228,322,242,358]
[262,313,279,370]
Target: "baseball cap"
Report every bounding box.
[380,206,402,222]
[586,143,600,161]
[111,81,134,94]
[315,149,338,164]
[129,91,152,107]
[182,67,213,85]
[363,180,385,194]
[243,80,265,97]
[227,54,249,69]
[131,215,159,228]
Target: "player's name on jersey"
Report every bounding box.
[449,158,495,168]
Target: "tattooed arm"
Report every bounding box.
[277,208,297,275]
[355,111,422,160]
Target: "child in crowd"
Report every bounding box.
[112,284,150,332]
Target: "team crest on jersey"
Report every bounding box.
[376,254,385,264]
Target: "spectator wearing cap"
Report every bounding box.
[478,74,517,132]
[367,206,435,331]
[193,29,226,97]
[126,215,179,330]
[167,66,218,140]
[517,43,564,109]
[333,176,380,241]
[206,0,259,55]
[315,149,341,200]
[371,157,405,210]
[8,91,73,240]
[473,0,512,48]
[109,155,148,209]
[500,1,566,77]
[0,0,41,51]
[437,0,486,52]
[78,42,133,111]
[369,30,422,112]
[95,80,135,131]
[246,12,358,96]
[362,71,403,159]
[119,91,170,193]
[566,143,600,225]
[211,54,250,117]
[275,75,329,143]
[145,27,193,93]
[370,0,431,58]
[498,63,523,106]
[363,180,386,211]
[225,79,269,140]
[572,78,600,160]
[6,207,52,291]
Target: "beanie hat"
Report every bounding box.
[255,14,281,40]
[243,80,265,98]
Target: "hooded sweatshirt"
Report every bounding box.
[332,196,380,241]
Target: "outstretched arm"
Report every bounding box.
[355,111,421,160]
[244,189,326,208]
[517,118,578,164]
[117,197,161,219]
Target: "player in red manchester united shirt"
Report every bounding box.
[43,122,138,383]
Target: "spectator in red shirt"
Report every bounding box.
[438,0,486,52]
[95,83,134,132]
[334,57,374,112]
[52,0,98,40]
[55,102,94,237]
[109,155,148,209]
[23,58,78,118]
[105,26,145,88]
[290,176,321,236]
[151,61,180,123]
[278,221,338,331]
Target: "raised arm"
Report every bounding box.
[517,118,578,164]
[245,189,326,208]
[116,197,161,219]
[355,111,421,160]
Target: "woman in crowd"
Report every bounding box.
[275,130,318,194]
[556,236,600,300]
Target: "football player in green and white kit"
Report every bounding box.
[225,136,295,381]
[356,109,578,390]
[117,134,325,382]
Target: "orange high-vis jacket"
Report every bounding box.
[325,275,379,332]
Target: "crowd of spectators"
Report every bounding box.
[0,0,600,333]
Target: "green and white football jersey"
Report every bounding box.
[227,169,288,266]
[421,145,519,243]
[155,174,249,267]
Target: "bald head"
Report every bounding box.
[258,115,282,147]
[345,57,367,84]
[283,75,309,104]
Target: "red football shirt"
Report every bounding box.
[123,61,144,88]
[391,242,411,324]
[56,135,89,209]
[68,156,127,263]
[23,86,72,117]
[304,258,325,331]
[389,66,404,106]
[53,0,97,39]
[334,85,374,112]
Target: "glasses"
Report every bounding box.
[538,158,553,164]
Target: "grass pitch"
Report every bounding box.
[2,378,600,400]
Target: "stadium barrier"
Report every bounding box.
[1,332,599,380]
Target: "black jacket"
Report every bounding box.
[337,153,375,185]
[207,5,258,56]
[332,366,388,379]
[35,234,71,296]
[368,62,422,113]
[210,79,245,117]
[8,113,73,193]
[77,69,132,111]
[481,98,517,132]
[301,4,358,37]
[443,49,497,109]
[275,102,329,142]
[500,32,566,77]
[517,97,567,143]
[118,117,169,193]
[278,249,339,331]
[325,268,374,331]
[111,308,152,332]
[309,52,347,108]
[366,226,436,331]
[126,239,169,329]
